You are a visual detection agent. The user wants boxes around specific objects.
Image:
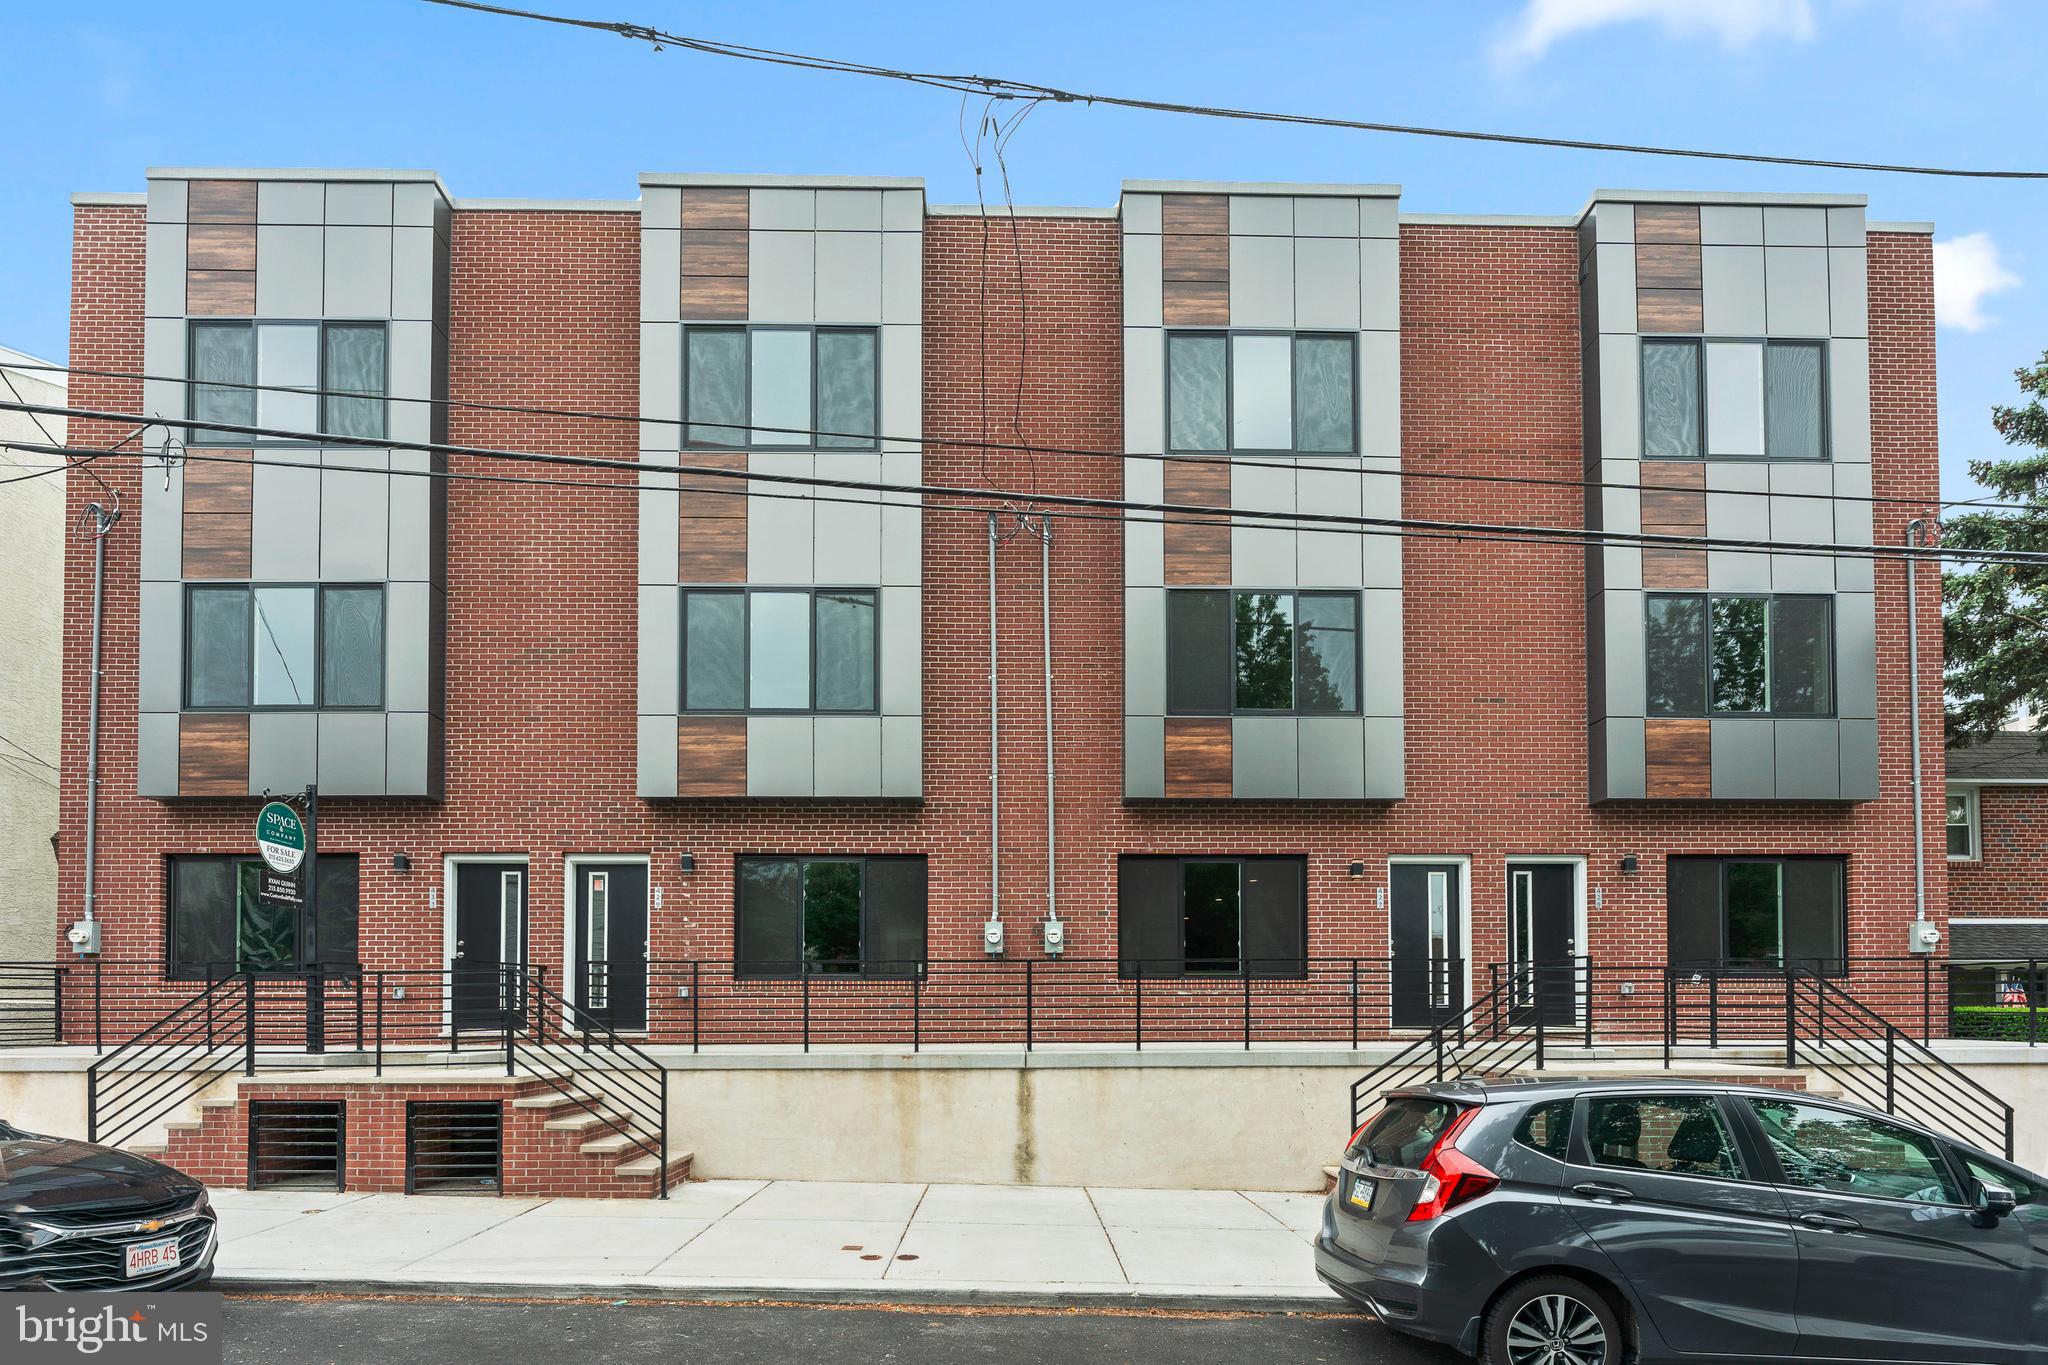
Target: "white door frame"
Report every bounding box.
[441,854,529,1037]
[561,854,652,1032]
[1504,854,1589,1023]
[1387,855,1475,1016]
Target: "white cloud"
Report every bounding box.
[1491,0,1817,68]
[1932,232,2022,331]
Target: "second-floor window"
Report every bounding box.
[1166,331,1356,454]
[684,325,878,450]
[1166,589,1359,715]
[185,584,385,710]
[190,320,387,443]
[1641,337,1826,461]
[1644,593,1833,717]
[683,587,877,714]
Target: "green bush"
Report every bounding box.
[1950,1005,2045,1042]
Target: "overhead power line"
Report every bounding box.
[424,0,2048,181]
[8,358,1974,514]
[0,399,2021,568]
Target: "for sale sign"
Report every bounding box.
[255,800,306,874]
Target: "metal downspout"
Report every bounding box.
[1905,519,1928,928]
[988,512,1001,930]
[1040,519,1057,929]
[82,502,118,929]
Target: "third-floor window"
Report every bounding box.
[190,320,386,443]
[1166,331,1356,454]
[1166,589,1359,715]
[1641,337,1826,461]
[683,325,878,450]
[1644,592,1833,717]
[185,583,384,710]
[682,587,878,714]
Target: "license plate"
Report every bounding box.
[1347,1176,1375,1212]
[125,1236,180,1279]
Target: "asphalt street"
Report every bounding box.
[220,1295,1468,1363]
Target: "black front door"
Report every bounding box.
[452,861,526,1032]
[574,862,648,1032]
[1390,862,1462,1028]
[1507,862,1577,1026]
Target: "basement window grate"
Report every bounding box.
[406,1100,503,1194]
[247,1100,345,1191]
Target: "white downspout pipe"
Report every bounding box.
[1905,519,1928,930]
[987,512,1002,936]
[1040,517,1058,932]
[81,501,119,929]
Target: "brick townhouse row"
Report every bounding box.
[49,166,1949,1042]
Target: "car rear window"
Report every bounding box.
[1515,1100,1573,1159]
[1350,1097,1463,1167]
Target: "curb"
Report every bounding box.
[216,1276,1347,1315]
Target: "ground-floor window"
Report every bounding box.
[1116,855,1306,977]
[734,855,926,978]
[165,854,359,980]
[1666,855,1844,974]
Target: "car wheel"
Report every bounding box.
[1482,1275,1621,1365]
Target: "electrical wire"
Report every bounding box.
[0,359,1981,513]
[422,0,2048,181]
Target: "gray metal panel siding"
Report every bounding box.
[814,717,883,797]
[317,713,387,795]
[1774,720,1842,801]
[1124,715,1165,799]
[1710,719,1776,800]
[1232,717,1299,798]
[249,712,319,796]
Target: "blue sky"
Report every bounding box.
[2,0,2039,500]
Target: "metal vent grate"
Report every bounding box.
[406,1100,503,1194]
[248,1100,345,1190]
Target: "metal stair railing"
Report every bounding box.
[1790,968,2016,1158]
[86,974,252,1150]
[1348,965,1546,1129]
[512,970,670,1198]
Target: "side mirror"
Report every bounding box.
[1973,1181,2019,1227]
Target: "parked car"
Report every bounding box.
[0,1119,217,1291]
[1316,1078,2044,1364]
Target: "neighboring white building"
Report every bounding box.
[0,346,65,963]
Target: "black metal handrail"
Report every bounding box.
[517,971,670,1198]
[87,975,252,1149]
[1348,964,1546,1129]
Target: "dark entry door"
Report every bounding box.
[452,862,526,1032]
[1390,862,1462,1028]
[1507,862,1577,1026]
[574,862,648,1032]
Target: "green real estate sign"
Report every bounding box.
[256,800,307,874]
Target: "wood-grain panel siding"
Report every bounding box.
[677,451,747,513]
[1164,718,1233,798]
[678,188,750,230]
[1634,244,1702,290]
[676,717,748,796]
[681,229,748,276]
[1636,289,1704,332]
[1162,233,1227,282]
[1641,548,1708,589]
[186,270,256,316]
[1161,280,1229,326]
[179,714,249,796]
[1162,459,1231,585]
[1645,717,1711,799]
[1160,194,1228,235]
[678,515,747,582]
[187,224,257,272]
[182,453,254,514]
[1633,204,1700,244]
[186,180,257,224]
[1640,487,1707,535]
[182,508,252,578]
[679,274,748,321]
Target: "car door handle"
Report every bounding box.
[1797,1211,1862,1234]
[1572,1182,1636,1203]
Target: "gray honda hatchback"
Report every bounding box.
[1315,1078,2045,1364]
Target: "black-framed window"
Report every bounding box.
[682,587,877,714]
[185,584,385,711]
[1667,855,1846,973]
[735,855,926,978]
[1166,589,1359,715]
[1166,331,1356,454]
[166,853,359,980]
[189,320,387,443]
[1641,336,1827,461]
[683,325,878,450]
[1644,593,1832,717]
[1116,855,1306,978]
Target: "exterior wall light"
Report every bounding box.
[1619,855,1638,874]
[679,853,698,874]
[392,853,412,874]
[1348,861,1366,878]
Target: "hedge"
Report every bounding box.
[1950,1005,2046,1042]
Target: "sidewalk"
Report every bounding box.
[209,1180,1341,1310]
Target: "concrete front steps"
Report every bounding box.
[135,1069,689,1199]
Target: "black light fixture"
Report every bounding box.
[392,853,412,874]
[1619,854,1638,874]
[678,853,698,874]
[1347,860,1366,878]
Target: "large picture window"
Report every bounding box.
[1166,590,1359,715]
[682,588,877,714]
[1116,855,1306,978]
[1166,332,1356,454]
[166,854,359,980]
[190,320,387,443]
[1641,337,1826,461]
[1644,593,1832,717]
[735,855,926,978]
[185,584,384,710]
[1667,856,1845,974]
[683,325,878,450]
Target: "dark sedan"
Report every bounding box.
[1315,1078,2045,1365]
[0,1118,217,1291]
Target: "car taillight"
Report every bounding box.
[1406,1107,1498,1222]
